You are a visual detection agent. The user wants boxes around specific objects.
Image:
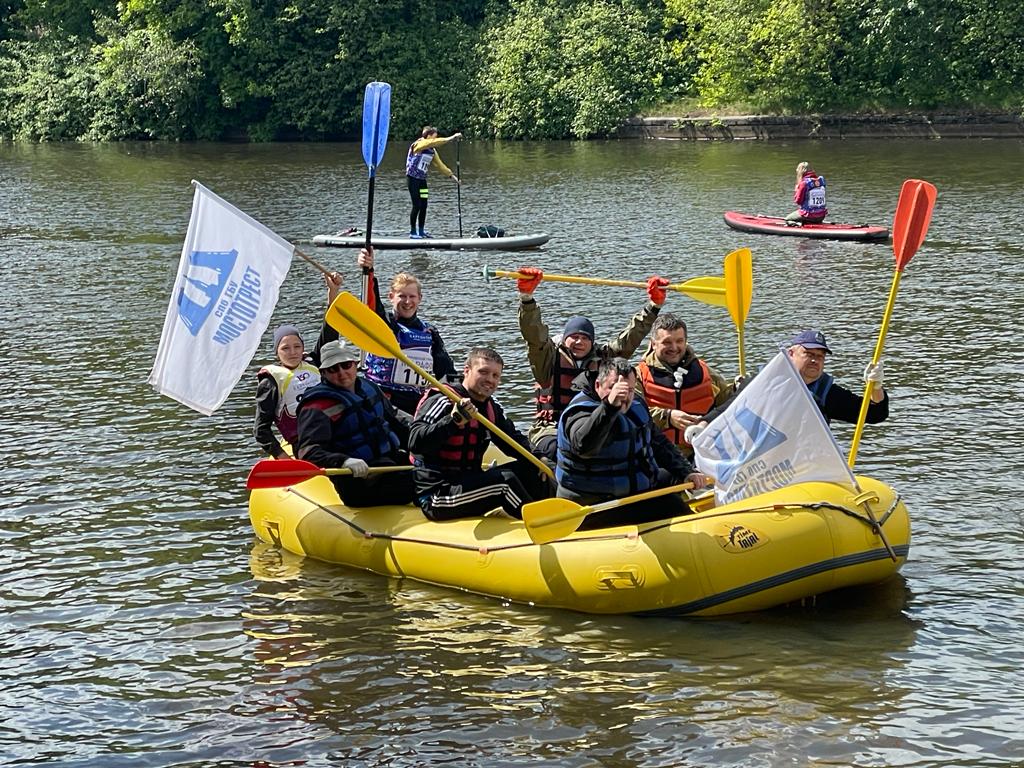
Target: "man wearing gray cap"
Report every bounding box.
[515,266,669,460]
[295,339,415,507]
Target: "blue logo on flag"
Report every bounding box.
[710,405,788,485]
[176,250,238,336]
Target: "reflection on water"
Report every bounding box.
[2,139,1023,766]
[245,543,923,766]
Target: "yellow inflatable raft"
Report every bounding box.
[248,471,910,617]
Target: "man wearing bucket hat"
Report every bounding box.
[295,339,415,507]
[516,266,669,460]
[694,329,888,433]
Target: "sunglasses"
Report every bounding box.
[324,361,357,373]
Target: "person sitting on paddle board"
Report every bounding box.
[634,313,735,458]
[294,339,415,507]
[253,271,344,459]
[556,358,709,530]
[517,266,668,461]
[357,247,457,416]
[785,161,828,224]
[406,125,461,239]
[409,347,552,521]
[695,329,888,432]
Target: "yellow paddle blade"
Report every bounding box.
[326,291,399,359]
[522,497,587,545]
[675,276,726,307]
[723,248,753,327]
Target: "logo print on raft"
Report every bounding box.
[176,249,264,345]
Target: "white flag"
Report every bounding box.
[148,181,294,415]
[692,350,856,505]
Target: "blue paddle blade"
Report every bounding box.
[361,81,391,177]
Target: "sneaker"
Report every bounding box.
[419,230,433,239]
[409,231,423,239]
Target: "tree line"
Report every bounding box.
[1,0,1020,142]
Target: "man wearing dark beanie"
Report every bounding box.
[514,266,669,460]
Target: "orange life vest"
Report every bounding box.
[637,359,715,446]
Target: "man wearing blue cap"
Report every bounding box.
[697,329,888,430]
[785,329,888,424]
[515,266,670,460]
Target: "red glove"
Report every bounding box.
[517,267,543,294]
[647,275,669,306]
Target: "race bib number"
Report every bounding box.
[809,188,826,207]
[393,349,433,388]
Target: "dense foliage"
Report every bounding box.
[1,0,1021,140]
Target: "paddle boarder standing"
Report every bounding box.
[785,161,828,224]
[406,126,461,239]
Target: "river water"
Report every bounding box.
[2,138,1023,766]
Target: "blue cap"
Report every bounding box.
[789,329,831,354]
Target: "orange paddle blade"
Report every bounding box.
[246,458,324,489]
[892,179,937,271]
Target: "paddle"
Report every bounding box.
[361,81,391,306]
[326,291,555,479]
[847,179,937,468]
[723,247,753,376]
[522,482,696,544]
[483,267,727,307]
[247,458,412,490]
[456,140,463,238]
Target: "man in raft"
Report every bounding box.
[357,247,457,416]
[697,329,888,430]
[295,339,415,507]
[409,347,551,521]
[253,271,343,459]
[516,265,669,461]
[634,313,735,457]
[556,358,709,529]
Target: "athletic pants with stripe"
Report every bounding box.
[422,465,531,521]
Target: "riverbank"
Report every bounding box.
[620,112,1024,140]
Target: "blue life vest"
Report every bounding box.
[297,380,400,462]
[365,321,435,393]
[807,373,835,422]
[803,175,827,215]
[406,142,435,180]
[555,393,659,497]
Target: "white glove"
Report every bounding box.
[684,424,705,444]
[863,361,884,387]
[343,458,369,478]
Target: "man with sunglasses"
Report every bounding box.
[555,357,709,529]
[295,340,415,507]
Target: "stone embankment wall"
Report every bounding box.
[620,113,1024,140]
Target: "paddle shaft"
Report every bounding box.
[328,295,555,480]
[257,464,412,481]
[538,482,696,528]
[362,175,375,303]
[456,141,463,238]
[293,246,333,277]
[487,269,725,299]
